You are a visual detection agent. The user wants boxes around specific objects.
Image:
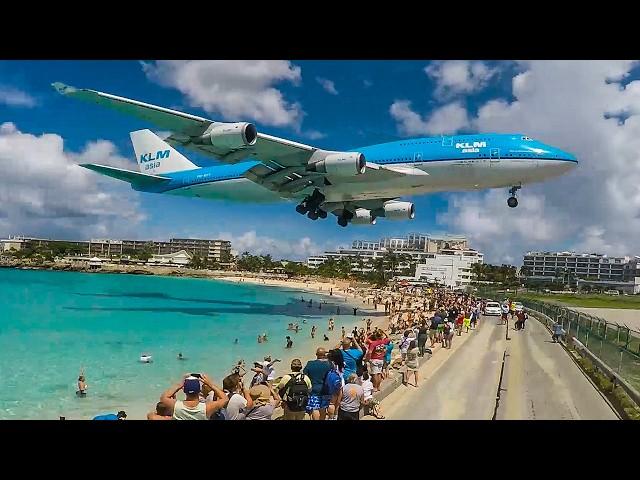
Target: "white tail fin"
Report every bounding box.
[130,129,197,175]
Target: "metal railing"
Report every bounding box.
[521,299,640,393]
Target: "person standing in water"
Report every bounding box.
[311,325,317,339]
[177,352,186,360]
[286,336,293,348]
[77,368,87,397]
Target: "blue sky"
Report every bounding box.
[1,60,639,263]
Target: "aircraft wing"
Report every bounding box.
[54,83,424,198]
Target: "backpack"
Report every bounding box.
[210,392,234,420]
[322,369,342,397]
[281,373,310,412]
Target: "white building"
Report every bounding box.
[147,250,192,266]
[414,249,484,289]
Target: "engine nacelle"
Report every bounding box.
[350,208,377,225]
[383,201,415,220]
[195,122,257,150]
[308,152,366,176]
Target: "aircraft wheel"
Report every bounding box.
[318,209,327,219]
[337,217,348,227]
[507,197,518,208]
[308,210,319,220]
[296,204,308,215]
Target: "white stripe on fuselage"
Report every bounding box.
[162,158,574,204]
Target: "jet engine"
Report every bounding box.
[350,208,377,225]
[308,152,366,176]
[194,122,258,150]
[382,201,415,220]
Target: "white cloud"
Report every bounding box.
[142,60,303,128]
[425,60,500,98]
[363,79,373,88]
[0,123,145,240]
[217,230,325,260]
[316,77,338,95]
[438,60,640,263]
[390,100,470,136]
[303,129,327,140]
[0,85,36,108]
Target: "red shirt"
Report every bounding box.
[367,338,390,360]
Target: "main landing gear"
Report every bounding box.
[295,189,327,220]
[507,185,521,208]
[337,210,354,228]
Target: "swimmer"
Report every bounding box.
[303,319,307,324]
[76,368,87,397]
[286,336,293,349]
[323,334,329,341]
[234,338,239,345]
[262,333,268,342]
[257,335,263,344]
[177,352,186,360]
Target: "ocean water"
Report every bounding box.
[0,269,371,420]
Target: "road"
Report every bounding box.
[384,314,618,420]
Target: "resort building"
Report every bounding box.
[147,250,192,266]
[412,248,484,289]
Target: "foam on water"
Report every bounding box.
[0,269,362,419]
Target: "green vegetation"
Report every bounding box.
[516,292,640,309]
[572,352,640,420]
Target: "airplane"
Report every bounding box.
[52,82,578,227]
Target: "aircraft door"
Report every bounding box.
[490,148,500,165]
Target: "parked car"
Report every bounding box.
[485,302,502,316]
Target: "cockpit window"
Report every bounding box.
[521,136,533,141]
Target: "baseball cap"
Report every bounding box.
[183,377,201,395]
[345,333,354,339]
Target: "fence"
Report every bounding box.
[520,299,640,393]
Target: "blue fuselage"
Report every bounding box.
[135,133,577,203]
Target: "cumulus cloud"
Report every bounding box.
[217,230,325,260]
[142,60,303,128]
[316,77,338,95]
[437,60,640,263]
[390,100,470,135]
[0,85,36,107]
[0,123,144,240]
[425,60,500,98]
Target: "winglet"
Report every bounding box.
[52,82,78,95]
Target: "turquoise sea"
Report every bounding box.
[0,268,373,420]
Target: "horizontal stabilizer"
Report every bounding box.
[80,163,170,186]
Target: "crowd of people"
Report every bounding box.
[103,285,488,421]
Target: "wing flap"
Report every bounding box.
[80,163,170,186]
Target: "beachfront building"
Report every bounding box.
[147,250,192,266]
[307,233,478,277]
[522,251,640,284]
[1,235,232,263]
[412,248,484,289]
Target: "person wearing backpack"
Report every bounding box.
[276,359,311,420]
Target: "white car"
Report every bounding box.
[514,302,524,312]
[485,302,502,316]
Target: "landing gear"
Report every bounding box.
[337,210,354,227]
[507,185,521,208]
[296,189,326,220]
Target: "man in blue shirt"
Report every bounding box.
[341,337,364,381]
[303,348,332,420]
[93,410,127,420]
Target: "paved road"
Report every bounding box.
[386,314,618,420]
[385,315,506,419]
[497,314,618,420]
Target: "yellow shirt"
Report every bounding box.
[276,373,312,393]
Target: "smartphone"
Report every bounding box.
[191,373,202,378]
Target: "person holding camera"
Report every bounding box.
[160,373,228,420]
[222,373,253,420]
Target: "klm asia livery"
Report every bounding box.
[53,83,578,227]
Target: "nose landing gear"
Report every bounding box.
[337,210,354,227]
[507,185,521,208]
